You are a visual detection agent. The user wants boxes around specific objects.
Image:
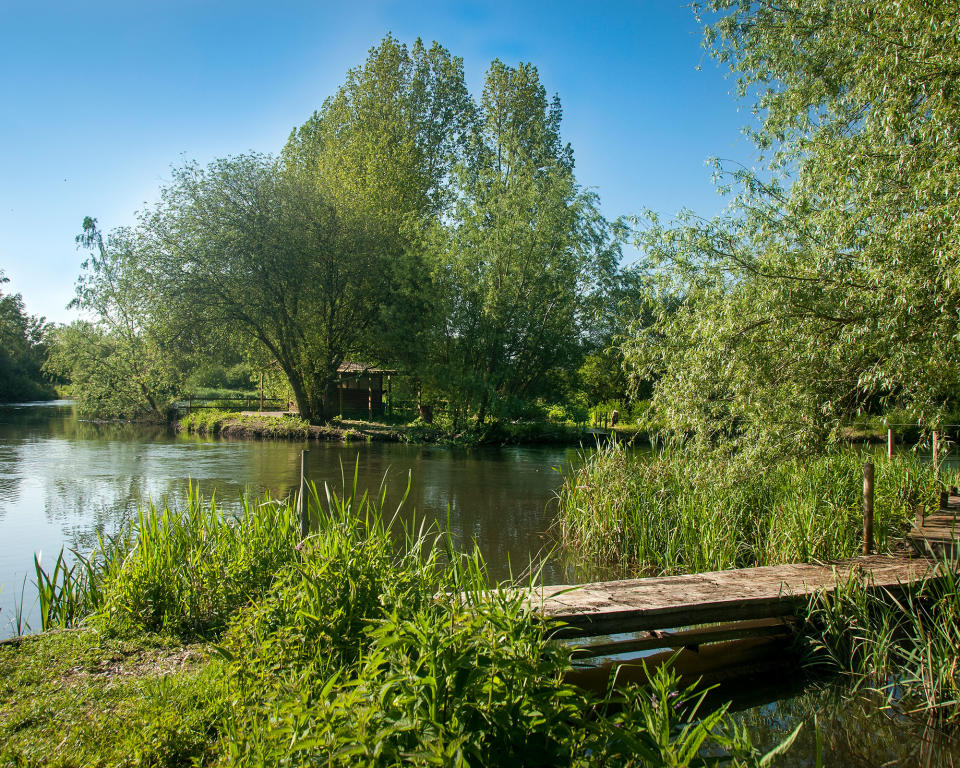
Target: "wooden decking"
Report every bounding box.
[536,553,934,640]
[530,494,959,675]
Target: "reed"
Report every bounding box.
[803,557,960,722]
[556,442,949,576]
[19,468,796,766]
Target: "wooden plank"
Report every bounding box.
[568,618,793,660]
[532,554,933,638]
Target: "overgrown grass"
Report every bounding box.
[557,442,949,576]
[7,474,794,766]
[180,409,310,439]
[802,558,960,723]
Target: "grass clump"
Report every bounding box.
[557,442,946,576]
[11,472,796,767]
[180,409,310,439]
[803,560,960,723]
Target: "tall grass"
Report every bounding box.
[25,470,795,766]
[557,442,949,576]
[803,558,960,722]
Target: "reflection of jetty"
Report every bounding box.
[533,494,958,692]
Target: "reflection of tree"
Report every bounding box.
[1,403,583,588]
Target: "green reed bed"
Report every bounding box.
[803,559,960,724]
[2,474,793,767]
[557,442,948,576]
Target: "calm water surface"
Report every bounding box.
[0,401,582,637]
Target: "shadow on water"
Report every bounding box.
[710,664,960,767]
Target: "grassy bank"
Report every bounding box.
[1,481,786,767]
[178,409,643,446]
[557,442,949,576]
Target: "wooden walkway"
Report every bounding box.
[530,494,959,676]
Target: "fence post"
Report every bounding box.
[933,430,940,471]
[863,460,874,555]
[887,428,894,460]
[298,450,310,539]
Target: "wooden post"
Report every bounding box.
[863,461,874,555]
[298,450,310,539]
[259,372,264,412]
[933,430,940,470]
[368,377,373,420]
[941,490,950,511]
[887,428,894,460]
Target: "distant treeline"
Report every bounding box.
[0,272,55,402]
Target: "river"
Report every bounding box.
[0,401,583,637]
[5,401,960,763]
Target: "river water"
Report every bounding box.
[5,402,960,763]
[0,401,583,637]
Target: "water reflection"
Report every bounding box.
[0,402,580,637]
[732,679,960,766]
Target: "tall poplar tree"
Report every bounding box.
[427,61,617,422]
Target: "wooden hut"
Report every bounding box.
[333,363,395,418]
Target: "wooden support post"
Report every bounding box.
[863,461,874,555]
[298,450,310,539]
[933,430,940,470]
[941,490,950,511]
[368,378,373,420]
[888,428,894,460]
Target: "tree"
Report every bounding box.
[285,36,474,373]
[142,155,397,422]
[44,220,183,419]
[627,0,960,456]
[426,60,617,422]
[0,271,54,402]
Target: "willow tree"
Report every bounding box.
[142,155,396,422]
[628,0,960,456]
[45,222,183,419]
[427,61,617,422]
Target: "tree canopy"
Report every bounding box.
[0,271,54,402]
[54,36,635,425]
[627,0,960,456]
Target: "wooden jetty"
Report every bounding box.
[529,492,960,691]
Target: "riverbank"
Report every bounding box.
[1,486,781,767]
[178,409,648,446]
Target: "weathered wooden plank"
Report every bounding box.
[532,554,933,638]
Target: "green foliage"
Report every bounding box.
[627,0,960,457]
[141,155,401,423]
[45,221,185,420]
[19,473,795,766]
[0,271,55,402]
[45,320,179,420]
[425,60,620,423]
[558,443,945,575]
[804,558,960,724]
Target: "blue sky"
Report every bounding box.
[0,0,753,323]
